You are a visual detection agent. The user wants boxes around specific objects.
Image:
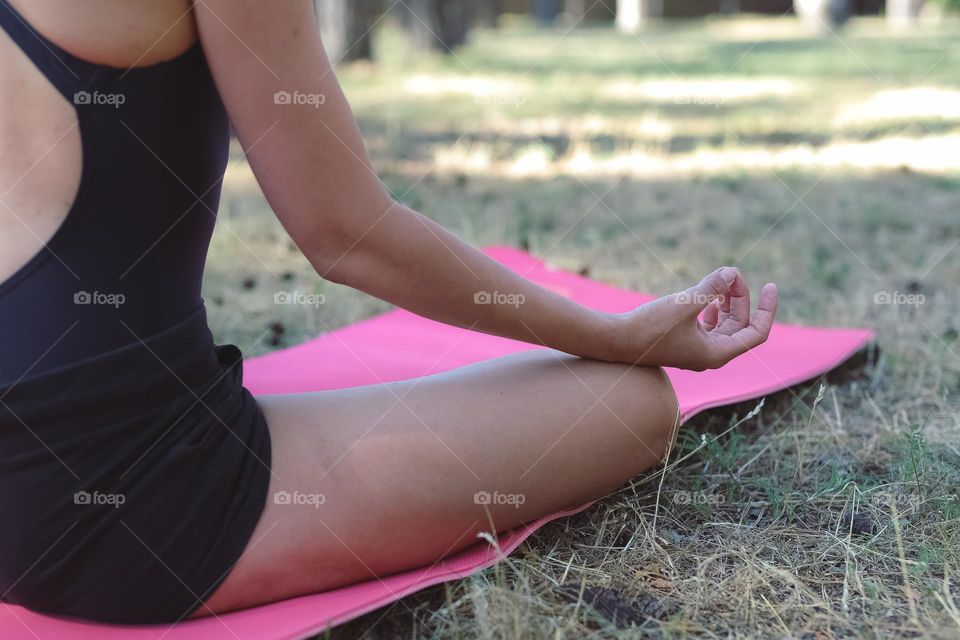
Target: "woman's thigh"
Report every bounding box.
[194,349,679,616]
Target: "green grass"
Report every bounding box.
[204,13,960,639]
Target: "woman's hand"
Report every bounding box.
[611,267,778,371]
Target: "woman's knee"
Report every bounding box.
[651,366,681,457]
[610,364,679,462]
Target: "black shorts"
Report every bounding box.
[0,307,271,623]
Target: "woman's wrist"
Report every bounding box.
[586,310,629,363]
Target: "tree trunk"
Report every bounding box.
[534,0,561,25]
[313,0,382,62]
[563,0,587,22]
[401,0,477,52]
[886,0,925,29]
[616,0,663,33]
[475,0,501,27]
[793,0,850,33]
[719,0,741,14]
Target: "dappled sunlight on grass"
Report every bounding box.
[835,87,960,124]
[602,77,801,103]
[404,132,960,179]
[404,73,529,101]
[335,18,960,177]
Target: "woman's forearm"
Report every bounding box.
[197,0,776,374]
[310,200,621,362]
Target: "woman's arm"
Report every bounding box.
[194,0,776,370]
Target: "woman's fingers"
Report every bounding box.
[701,301,719,332]
[751,282,778,337]
[717,268,751,335]
[724,282,778,358]
[680,267,737,316]
[675,270,778,370]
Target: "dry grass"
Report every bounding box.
[203,15,960,639]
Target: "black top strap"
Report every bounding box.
[0,0,105,98]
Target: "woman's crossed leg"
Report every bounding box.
[194,349,679,616]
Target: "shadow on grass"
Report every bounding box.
[358,117,960,161]
[459,31,960,79]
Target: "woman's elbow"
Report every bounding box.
[300,223,373,288]
[290,196,401,287]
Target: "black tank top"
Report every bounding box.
[0,0,230,383]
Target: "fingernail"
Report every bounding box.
[721,267,736,284]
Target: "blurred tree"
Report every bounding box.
[563,0,587,21]
[400,0,477,51]
[534,0,561,24]
[616,0,663,32]
[536,0,597,25]
[886,0,925,27]
[794,0,850,31]
[314,0,382,62]
[476,0,502,27]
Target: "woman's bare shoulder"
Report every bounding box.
[4,0,197,67]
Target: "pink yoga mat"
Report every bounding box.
[0,247,873,639]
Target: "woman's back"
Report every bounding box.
[0,0,229,382]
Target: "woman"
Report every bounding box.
[0,0,777,624]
